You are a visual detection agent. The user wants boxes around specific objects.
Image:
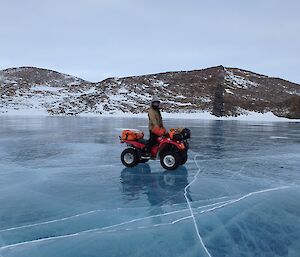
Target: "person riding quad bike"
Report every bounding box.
[144,96,167,156]
[119,95,191,170]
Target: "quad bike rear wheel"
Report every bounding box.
[121,148,139,167]
[160,151,181,170]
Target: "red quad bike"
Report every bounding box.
[120,128,191,170]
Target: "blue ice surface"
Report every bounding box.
[0,116,299,257]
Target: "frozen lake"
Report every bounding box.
[0,116,299,257]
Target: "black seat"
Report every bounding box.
[137,139,148,145]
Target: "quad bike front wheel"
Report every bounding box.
[160,151,181,170]
[181,153,188,165]
[121,148,139,167]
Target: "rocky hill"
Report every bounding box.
[0,66,300,118]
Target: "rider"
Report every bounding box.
[145,96,167,155]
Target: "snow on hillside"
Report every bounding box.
[225,70,259,89]
[1,66,300,119]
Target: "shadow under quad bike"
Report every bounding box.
[120,128,191,170]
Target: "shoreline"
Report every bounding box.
[0,109,299,122]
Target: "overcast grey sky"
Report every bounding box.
[1,0,299,83]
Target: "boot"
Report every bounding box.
[143,145,152,157]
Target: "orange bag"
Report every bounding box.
[121,129,144,141]
[169,128,183,139]
[152,126,166,136]
[169,128,176,139]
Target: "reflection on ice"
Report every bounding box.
[120,164,192,205]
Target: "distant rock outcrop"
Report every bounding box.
[1,65,300,118]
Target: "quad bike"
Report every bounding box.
[120,128,191,170]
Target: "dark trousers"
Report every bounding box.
[145,131,158,152]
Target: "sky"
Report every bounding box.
[0,0,299,83]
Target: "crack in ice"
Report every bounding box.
[184,154,212,257]
[0,214,192,251]
[0,210,102,233]
[0,195,235,233]
[0,185,293,251]
[194,186,291,216]
[0,207,187,234]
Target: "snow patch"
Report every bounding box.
[78,111,300,122]
[118,88,129,94]
[286,90,300,96]
[175,95,187,99]
[200,97,211,103]
[225,89,234,95]
[1,109,299,122]
[0,108,48,116]
[84,87,97,94]
[225,71,259,89]
[108,94,126,101]
[30,86,63,92]
[153,81,167,87]
[164,100,192,106]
